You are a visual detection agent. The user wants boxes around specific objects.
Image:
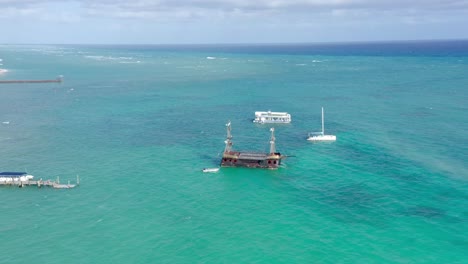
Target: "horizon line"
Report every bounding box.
[1,38,468,46]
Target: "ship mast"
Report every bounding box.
[269,127,276,154]
[224,121,233,153]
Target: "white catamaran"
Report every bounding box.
[307,107,336,142]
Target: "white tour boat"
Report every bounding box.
[253,111,291,124]
[307,107,336,142]
[0,172,34,182]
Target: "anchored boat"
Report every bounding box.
[307,107,336,142]
[253,111,291,124]
[0,172,34,182]
[202,168,220,173]
[220,121,283,168]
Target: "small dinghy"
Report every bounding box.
[202,168,220,173]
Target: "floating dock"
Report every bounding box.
[0,76,63,84]
[0,176,79,189]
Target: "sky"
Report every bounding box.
[1,0,468,44]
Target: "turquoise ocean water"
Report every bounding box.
[0,41,467,263]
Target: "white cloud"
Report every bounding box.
[1,0,467,44]
[78,0,468,14]
[3,0,468,15]
[0,7,40,18]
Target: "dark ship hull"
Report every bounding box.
[221,151,282,168]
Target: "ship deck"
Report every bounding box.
[238,152,268,160]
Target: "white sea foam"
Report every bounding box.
[85,55,142,64]
[84,55,106,60]
[206,56,216,60]
[0,69,8,74]
[118,60,141,64]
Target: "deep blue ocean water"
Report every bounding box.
[0,41,467,263]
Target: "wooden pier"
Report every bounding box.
[0,176,79,189]
[0,76,63,84]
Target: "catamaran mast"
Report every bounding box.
[269,127,276,154]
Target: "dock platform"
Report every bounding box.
[0,76,63,84]
[0,176,79,189]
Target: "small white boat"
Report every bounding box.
[307,107,336,142]
[202,168,220,173]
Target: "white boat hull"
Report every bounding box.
[307,107,336,141]
[253,111,291,124]
[202,168,220,173]
[307,135,336,141]
[0,175,34,182]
